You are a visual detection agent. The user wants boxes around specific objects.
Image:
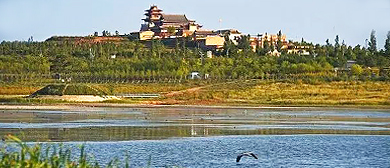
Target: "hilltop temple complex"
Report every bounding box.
[47,5,308,56]
[140,5,202,38]
[134,5,299,55]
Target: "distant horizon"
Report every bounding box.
[1,0,389,49]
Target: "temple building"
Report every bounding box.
[133,5,293,54]
[193,30,225,50]
[250,32,288,53]
[140,5,202,38]
[258,33,287,48]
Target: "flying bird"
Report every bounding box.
[236,151,258,162]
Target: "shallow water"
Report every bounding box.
[0,107,390,141]
[1,107,390,167]
[6,135,388,168]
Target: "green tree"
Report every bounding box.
[335,35,340,49]
[50,54,73,73]
[263,40,271,54]
[351,64,363,76]
[385,31,390,56]
[222,33,237,57]
[280,61,290,74]
[237,35,251,51]
[167,26,176,36]
[276,30,283,52]
[326,39,330,46]
[368,30,377,52]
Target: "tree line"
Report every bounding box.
[0,30,390,83]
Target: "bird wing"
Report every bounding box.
[250,153,258,159]
[236,154,243,162]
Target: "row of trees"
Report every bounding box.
[222,30,390,68]
[0,41,334,77]
[0,30,390,82]
[98,30,120,37]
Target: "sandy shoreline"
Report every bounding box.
[0,103,317,110]
[1,103,390,111]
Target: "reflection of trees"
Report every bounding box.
[1,127,389,142]
[48,128,61,141]
[0,127,193,141]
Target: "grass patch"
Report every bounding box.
[0,135,181,168]
[0,85,42,95]
[1,80,390,106]
[94,82,199,95]
[167,80,390,106]
[0,135,130,168]
[0,97,68,104]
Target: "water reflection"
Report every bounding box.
[0,107,389,142]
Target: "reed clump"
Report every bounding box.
[0,135,129,168]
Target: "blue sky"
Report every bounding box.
[0,0,389,48]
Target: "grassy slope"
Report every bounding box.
[0,85,42,95]
[0,80,390,106]
[162,80,390,106]
[29,84,106,96]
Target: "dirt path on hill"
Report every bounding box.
[164,81,239,97]
[164,86,207,97]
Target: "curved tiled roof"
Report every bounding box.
[162,14,189,23]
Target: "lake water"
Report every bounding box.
[1,107,390,167]
[1,107,389,141]
[7,135,388,167]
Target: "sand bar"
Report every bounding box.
[1,103,390,111]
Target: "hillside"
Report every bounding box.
[29,84,106,97]
[45,36,130,44]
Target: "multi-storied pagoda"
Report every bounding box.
[141,5,163,29]
[140,5,202,38]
